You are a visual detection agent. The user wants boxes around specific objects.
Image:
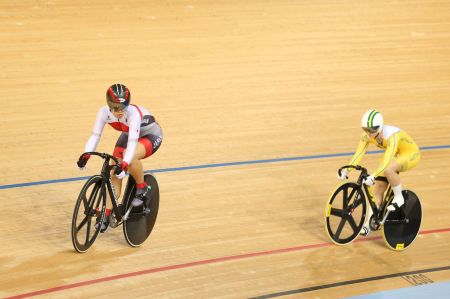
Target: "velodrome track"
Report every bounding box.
[1,1,450,298]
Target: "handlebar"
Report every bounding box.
[79,152,119,164]
[338,165,369,184]
[78,152,121,174]
[338,165,367,176]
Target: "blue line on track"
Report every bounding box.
[1,145,449,190]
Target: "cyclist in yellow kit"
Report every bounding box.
[338,109,421,236]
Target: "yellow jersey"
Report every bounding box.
[349,125,420,177]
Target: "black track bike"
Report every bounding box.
[324,165,422,251]
[71,152,159,253]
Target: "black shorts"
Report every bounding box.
[113,133,162,160]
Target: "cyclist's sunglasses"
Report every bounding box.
[362,126,379,134]
[110,105,127,113]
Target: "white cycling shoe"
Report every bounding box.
[360,225,371,236]
[387,195,404,212]
[360,208,373,236]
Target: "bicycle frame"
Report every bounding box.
[365,182,391,213]
[339,165,394,226]
[83,152,125,223]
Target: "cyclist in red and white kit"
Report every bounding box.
[77,84,163,232]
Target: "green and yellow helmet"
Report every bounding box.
[361,109,383,134]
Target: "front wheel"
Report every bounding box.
[325,182,367,245]
[71,175,106,253]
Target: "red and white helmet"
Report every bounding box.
[106,84,131,112]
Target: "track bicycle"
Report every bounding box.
[71,152,160,253]
[324,165,422,251]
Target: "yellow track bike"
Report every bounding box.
[325,165,422,251]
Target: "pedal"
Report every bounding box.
[87,208,99,217]
[131,198,144,207]
[109,214,122,228]
[369,215,381,231]
[132,207,151,217]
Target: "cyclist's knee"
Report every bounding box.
[128,158,144,170]
[134,144,148,160]
[384,163,400,178]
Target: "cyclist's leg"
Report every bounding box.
[110,164,124,200]
[385,150,420,210]
[112,133,129,200]
[384,160,401,185]
[127,143,147,185]
[127,134,162,206]
[383,160,403,210]
[373,179,388,207]
[360,179,388,236]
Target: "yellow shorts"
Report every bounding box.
[379,149,421,176]
[397,150,421,172]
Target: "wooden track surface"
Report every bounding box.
[1,1,450,298]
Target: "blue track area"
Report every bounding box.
[346,280,450,299]
[1,145,449,190]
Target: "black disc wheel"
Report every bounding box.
[383,190,422,251]
[325,182,367,245]
[123,173,160,247]
[71,175,106,253]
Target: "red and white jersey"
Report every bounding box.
[84,104,160,164]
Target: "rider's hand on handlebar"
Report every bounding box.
[363,175,375,186]
[77,154,91,170]
[337,169,348,181]
[114,161,129,179]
